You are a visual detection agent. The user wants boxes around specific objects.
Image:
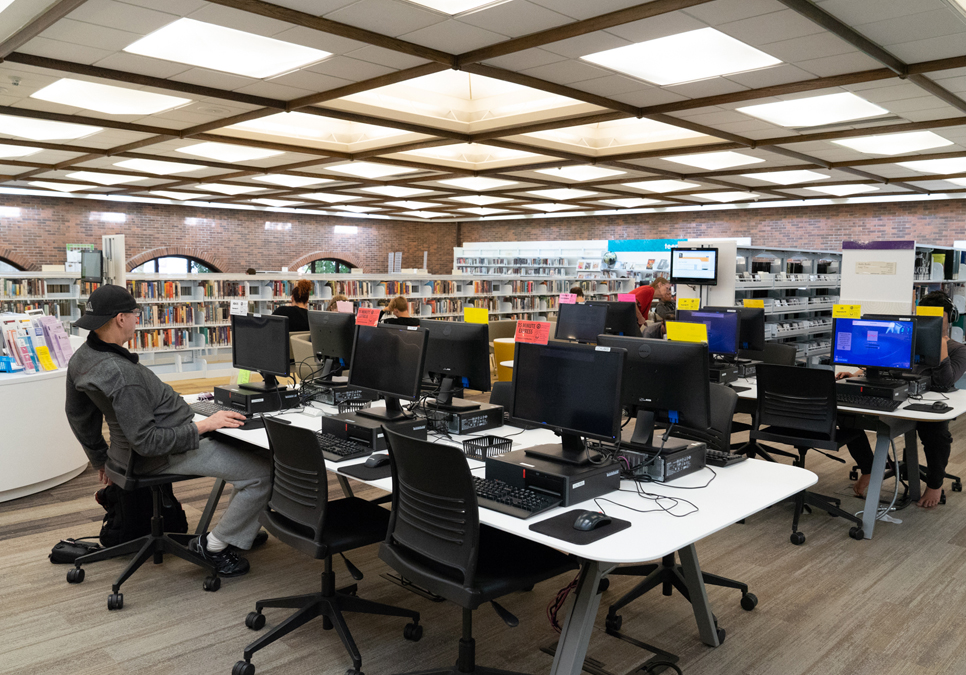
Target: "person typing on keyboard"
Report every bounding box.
[838,292,966,507]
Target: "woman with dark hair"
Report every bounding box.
[271,279,312,332]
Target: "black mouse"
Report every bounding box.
[932,401,949,411]
[364,453,390,468]
[573,512,612,532]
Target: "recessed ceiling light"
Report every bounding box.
[523,203,577,212]
[402,0,506,15]
[438,177,517,191]
[124,18,331,79]
[403,210,447,219]
[361,185,432,198]
[448,195,510,205]
[582,27,781,86]
[230,112,407,144]
[804,184,880,196]
[252,198,301,207]
[114,158,203,175]
[251,174,333,188]
[150,190,212,201]
[66,171,148,185]
[0,113,101,141]
[29,181,95,193]
[386,200,439,209]
[741,170,828,185]
[692,192,759,203]
[599,198,662,208]
[946,177,966,187]
[664,151,765,170]
[535,166,625,181]
[324,162,419,179]
[332,205,381,213]
[31,78,191,116]
[623,179,700,193]
[459,207,510,215]
[176,142,283,162]
[0,143,41,158]
[832,131,953,156]
[0,0,14,15]
[897,157,966,174]
[196,183,265,195]
[404,143,537,163]
[527,188,596,200]
[736,93,888,128]
[526,117,707,151]
[301,192,362,203]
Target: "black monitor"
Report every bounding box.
[676,309,740,357]
[80,250,103,283]
[231,313,290,393]
[348,324,429,421]
[699,305,766,352]
[864,314,943,368]
[831,318,916,382]
[420,319,491,411]
[670,247,718,286]
[307,310,355,379]
[511,341,625,465]
[554,302,608,343]
[586,300,641,337]
[597,335,711,448]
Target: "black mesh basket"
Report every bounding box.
[462,435,513,460]
[338,399,372,414]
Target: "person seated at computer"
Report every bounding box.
[382,295,419,326]
[569,286,585,303]
[630,281,655,327]
[642,310,674,339]
[271,279,311,332]
[651,277,675,321]
[326,293,349,312]
[65,285,270,576]
[838,291,966,508]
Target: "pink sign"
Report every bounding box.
[617,293,636,303]
[336,301,354,313]
[356,307,381,327]
[558,293,577,305]
[514,321,551,345]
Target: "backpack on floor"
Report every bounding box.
[95,483,189,548]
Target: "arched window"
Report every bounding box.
[298,258,355,274]
[131,255,219,274]
[0,257,24,273]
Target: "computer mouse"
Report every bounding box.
[364,453,390,468]
[573,512,612,532]
[932,401,949,411]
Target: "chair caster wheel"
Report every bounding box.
[345,669,362,675]
[204,576,221,592]
[740,593,758,611]
[245,612,266,630]
[605,613,622,632]
[107,593,123,610]
[849,470,858,481]
[952,481,962,493]
[716,628,726,644]
[67,568,84,583]
[403,622,422,641]
[232,660,255,675]
[849,527,864,540]
[940,492,947,505]
[790,532,805,545]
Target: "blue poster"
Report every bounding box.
[608,239,684,252]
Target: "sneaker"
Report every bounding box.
[190,533,251,577]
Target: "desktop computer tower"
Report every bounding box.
[836,379,909,402]
[425,401,504,435]
[321,411,427,450]
[709,363,739,384]
[214,385,300,414]
[623,438,707,483]
[484,450,621,506]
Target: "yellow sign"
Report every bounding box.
[917,305,944,317]
[665,321,708,344]
[464,307,489,324]
[677,297,700,311]
[742,299,765,309]
[832,304,862,319]
[237,369,251,385]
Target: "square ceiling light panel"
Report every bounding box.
[0,144,41,158]
[124,18,331,79]
[448,194,510,205]
[523,203,579,212]
[227,112,411,150]
[527,188,597,200]
[402,143,540,168]
[332,205,382,213]
[664,152,765,170]
[0,0,14,13]
[736,93,888,128]
[251,199,303,207]
[151,190,213,201]
[361,185,433,197]
[324,162,420,179]
[459,207,510,215]
[301,192,363,203]
[525,117,709,155]
[114,158,204,175]
[386,200,440,209]
[403,211,449,219]
[0,114,101,141]
[832,132,953,156]
[438,177,517,190]
[535,166,625,182]
[599,198,662,208]
[176,142,283,162]
[66,171,149,185]
[947,178,966,187]
[402,0,507,14]
[196,183,266,195]
[742,170,829,185]
[582,28,781,86]
[898,157,966,174]
[31,79,191,116]
[251,174,333,188]
[29,181,97,192]
[624,179,701,193]
[804,184,880,196]
[691,192,759,203]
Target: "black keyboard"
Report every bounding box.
[836,394,901,412]
[472,477,561,520]
[705,449,747,467]
[314,432,372,462]
[190,401,251,418]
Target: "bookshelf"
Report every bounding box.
[453,241,608,277]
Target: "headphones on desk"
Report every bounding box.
[919,291,959,324]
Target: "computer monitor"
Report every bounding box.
[700,305,766,352]
[80,250,103,284]
[231,313,290,393]
[596,335,711,448]
[676,309,740,357]
[585,300,641,337]
[348,324,429,421]
[307,310,355,379]
[554,302,608,343]
[864,314,943,368]
[511,341,625,465]
[670,247,718,286]
[831,318,916,379]
[420,319,491,411]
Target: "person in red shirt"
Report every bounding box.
[630,282,655,326]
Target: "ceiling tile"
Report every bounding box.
[118,0,207,14]
[399,19,507,53]
[261,0,360,13]
[796,51,884,78]
[39,19,142,52]
[883,96,959,114]
[603,11,707,43]
[17,37,114,65]
[855,8,965,46]
[815,0,948,25]
[717,9,825,46]
[541,32,631,59]
[888,32,966,63]
[576,74,648,98]
[482,48,567,71]
[724,64,817,89]
[763,32,858,63]
[615,88,689,108]
[169,67,258,91]
[662,78,750,99]
[344,45,429,70]
[324,0,446,38]
[232,81,316,100]
[268,68,355,93]
[683,0,786,26]
[92,52,194,79]
[185,4,295,36]
[851,82,928,104]
[457,1,573,39]
[70,0,179,34]
[526,0,651,21]
[271,25,371,55]
[520,59,610,85]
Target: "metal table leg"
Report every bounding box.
[861,418,916,539]
[337,474,354,498]
[550,560,616,675]
[195,478,226,535]
[678,544,720,647]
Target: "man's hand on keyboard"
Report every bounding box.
[196,410,247,433]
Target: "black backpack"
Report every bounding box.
[95,483,189,547]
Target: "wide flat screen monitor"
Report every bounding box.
[864,314,942,368]
[420,319,491,410]
[307,310,356,379]
[585,300,641,337]
[232,313,290,392]
[676,309,739,356]
[831,318,916,373]
[670,247,718,286]
[554,302,608,343]
[349,324,428,421]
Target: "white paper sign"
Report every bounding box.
[230,300,247,316]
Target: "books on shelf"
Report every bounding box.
[128,280,182,301]
[1,278,46,298]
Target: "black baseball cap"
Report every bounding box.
[74,284,138,331]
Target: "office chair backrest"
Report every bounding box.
[707,383,738,451]
[263,417,329,539]
[489,380,513,410]
[738,342,798,365]
[755,364,837,438]
[383,427,480,587]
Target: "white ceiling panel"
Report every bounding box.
[815,0,947,26]
[662,77,750,99]
[232,81,317,100]
[344,45,429,70]
[169,68,258,92]
[118,0,207,15]
[683,0,787,26]
[520,60,611,86]
[888,32,966,63]
[324,0,447,38]
[540,32,631,59]
[92,52,194,80]
[796,51,884,78]
[614,88,689,108]
[884,96,960,114]
[69,0,180,34]
[603,11,707,43]
[262,0,361,15]
[901,107,966,123]
[855,8,966,47]
[724,64,817,89]
[762,32,858,64]
[40,18,142,52]
[575,74,648,98]
[481,48,568,72]
[185,4,296,37]
[526,0,654,22]
[717,9,825,47]
[0,0,61,45]
[457,1,574,39]
[271,26,373,55]
[267,69,354,94]
[856,82,934,105]
[399,20,508,53]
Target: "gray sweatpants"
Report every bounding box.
[156,436,271,550]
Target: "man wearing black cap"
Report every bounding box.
[65,285,270,576]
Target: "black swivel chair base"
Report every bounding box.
[66,485,218,610]
[733,439,798,462]
[234,556,422,675]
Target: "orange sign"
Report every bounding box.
[356,307,380,326]
[514,320,550,345]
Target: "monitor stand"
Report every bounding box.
[354,396,413,422]
[524,431,595,466]
[428,376,480,411]
[238,374,287,393]
[316,356,344,381]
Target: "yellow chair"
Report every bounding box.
[493,337,515,382]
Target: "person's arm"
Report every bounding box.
[64,373,109,470]
[931,339,966,391]
[111,382,202,457]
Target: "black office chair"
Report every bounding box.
[379,427,578,675]
[733,343,800,460]
[233,418,421,675]
[738,343,798,366]
[746,364,866,544]
[65,390,217,610]
[671,383,738,452]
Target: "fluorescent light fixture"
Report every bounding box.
[66,171,148,185]
[736,93,888,128]
[114,158,203,175]
[526,117,707,152]
[742,170,828,185]
[361,185,431,198]
[386,200,439,209]
[535,166,625,181]
[664,151,765,170]
[301,192,362,203]
[438,177,517,191]
[332,205,381,213]
[0,114,101,141]
[404,143,536,163]
[581,28,781,86]
[176,142,282,162]
[252,198,302,207]
[523,203,576,212]
[402,0,506,14]
[124,18,331,79]
[832,131,953,156]
[230,112,407,144]
[599,198,662,208]
[448,195,510,205]
[692,192,759,203]
[624,179,700,193]
[196,183,265,195]
[898,158,966,174]
[946,178,966,187]
[31,79,190,116]
[403,210,447,219]
[251,174,332,188]
[334,225,359,233]
[459,207,510,215]
[151,190,212,201]
[28,181,95,193]
[526,188,596,200]
[324,162,419,179]
[0,143,41,158]
[804,184,880,196]
[0,1,14,15]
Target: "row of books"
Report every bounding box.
[128,280,183,300]
[1,279,46,297]
[383,281,421,296]
[1,314,73,372]
[202,304,232,323]
[128,328,192,352]
[1,300,72,317]
[455,257,568,265]
[79,281,100,296]
[424,280,463,295]
[270,281,314,298]
[198,326,232,347]
[332,281,376,297]
[200,280,246,298]
[140,304,194,327]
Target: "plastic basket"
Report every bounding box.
[462,435,512,460]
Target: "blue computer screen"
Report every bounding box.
[678,310,739,356]
[832,318,915,370]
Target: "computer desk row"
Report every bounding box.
[730,377,966,539]
[191,395,815,675]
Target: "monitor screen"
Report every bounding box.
[677,309,739,356]
[702,305,766,351]
[670,247,718,286]
[349,325,428,401]
[585,300,641,337]
[420,319,491,393]
[554,302,608,342]
[80,250,103,283]
[308,310,355,362]
[232,314,290,377]
[831,318,916,371]
[864,314,943,368]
